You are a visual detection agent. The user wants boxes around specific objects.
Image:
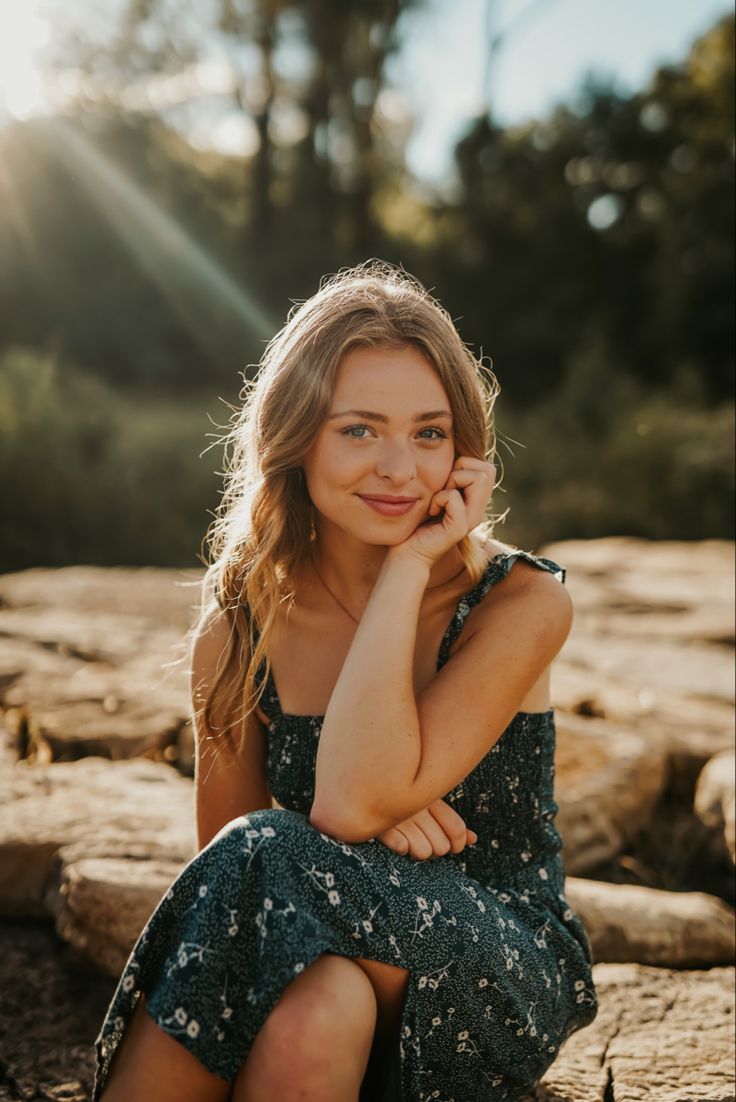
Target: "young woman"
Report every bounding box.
[94,260,598,1102]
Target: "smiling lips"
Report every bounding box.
[357,494,419,516]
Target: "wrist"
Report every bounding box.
[380,548,432,587]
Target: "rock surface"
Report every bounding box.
[565,876,735,967]
[694,749,736,865]
[544,537,734,777]
[528,963,736,1102]
[0,539,734,1100]
[0,757,195,920]
[553,715,669,875]
[0,566,199,769]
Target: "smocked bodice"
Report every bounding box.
[250,550,570,908]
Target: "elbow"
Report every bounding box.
[308,800,377,844]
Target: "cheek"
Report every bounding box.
[304,437,360,489]
[422,450,455,491]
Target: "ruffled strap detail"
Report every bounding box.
[436,549,567,671]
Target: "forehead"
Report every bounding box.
[331,345,448,405]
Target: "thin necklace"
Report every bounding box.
[309,554,468,627]
[310,554,360,624]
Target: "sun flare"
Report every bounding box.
[0,0,49,119]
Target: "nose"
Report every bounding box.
[374,437,417,484]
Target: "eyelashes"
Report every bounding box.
[340,425,449,441]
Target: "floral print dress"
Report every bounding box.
[94,549,598,1102]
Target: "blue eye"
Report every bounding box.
[340,424,448,441]
[418,427,448,440]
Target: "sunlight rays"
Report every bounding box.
[38,117,275,362]
[0,137,44,272]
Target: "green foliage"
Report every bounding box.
[443,15,734,406]
[0,348,221,570]
[1,13,731,406]
[496,344,735,547]
[1,348,731,570]
[0,10,732,564]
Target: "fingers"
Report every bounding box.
[376,826,410,855]
[445,465,495,517]
[376,803,479,861]
[451,457,496,481]
[429,461,495,528]
[413,810,458,857]
[428,798,477,854]
[395,818,442,860]
[428,487,465,519]
[375,818,447,861]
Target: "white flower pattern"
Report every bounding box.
[93,550,598,1102]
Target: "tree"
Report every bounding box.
[438,15,734,404]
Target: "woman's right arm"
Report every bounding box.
[191,602,273,851]
[190,603,474,860]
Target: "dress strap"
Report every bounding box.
[436,549,566,671]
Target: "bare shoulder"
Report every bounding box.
[475,535,572,630]
[191,600,235,664]
[189,601,241,709]
[191,601,272,845]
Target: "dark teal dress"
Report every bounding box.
[94,549,598,1101]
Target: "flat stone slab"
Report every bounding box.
[528,963,736,1102]
[51,854,186,977]
[0,566,199,768]
[544,538,735,764]
[553,715,669,875]
[0,757,195,919]
[565,876,735,968]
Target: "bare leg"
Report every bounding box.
[353,958,410,1097]
[232,953,378,1102]
[99,993,231,1102]
[353,957,409,1050]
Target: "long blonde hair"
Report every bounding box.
[198,259,502,750]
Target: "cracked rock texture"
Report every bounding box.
[526,963,736,1102]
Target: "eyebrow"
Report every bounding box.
[327,409,453,424]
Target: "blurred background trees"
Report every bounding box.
[0,2,733,568]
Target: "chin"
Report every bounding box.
[361,518,428,546]
[329,518,413,547]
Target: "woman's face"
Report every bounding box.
[302,344,457,546]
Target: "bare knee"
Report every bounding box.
[260,954,377,1058]
[232,956,379,1101]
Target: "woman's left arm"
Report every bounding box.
[309,461,573,842]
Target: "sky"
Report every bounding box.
[392,0,734,183]
[0,0,732,187]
